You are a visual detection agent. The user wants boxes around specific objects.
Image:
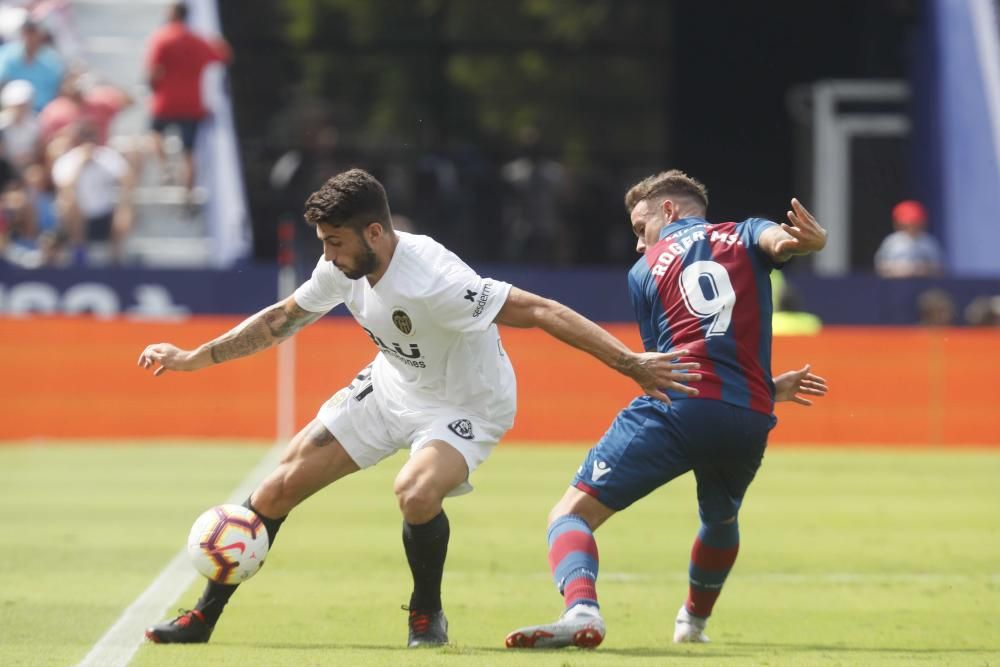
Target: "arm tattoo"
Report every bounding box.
[208,318,272,363]
[264,302,324,339]
[207,302,322,364]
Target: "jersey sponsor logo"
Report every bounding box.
[472,281,493,318]
[464,289,477,302]
[447,418,475,440]
[361,327,426,368]
[391,308,413,335]
[592,460,612,481]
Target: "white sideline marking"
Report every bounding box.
[76,445,284,667]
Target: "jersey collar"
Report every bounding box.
[658,216,707,240]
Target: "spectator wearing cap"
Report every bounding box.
[874,200,945,278]
[0,19,65,112]
[144,2,231,197]
[0,79,41,171]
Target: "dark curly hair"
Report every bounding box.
[303,168,393,232]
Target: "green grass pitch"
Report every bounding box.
[1,443,998,666]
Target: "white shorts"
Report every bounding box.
[316,366,510,496]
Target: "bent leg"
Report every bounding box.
[394,440,467,615]
[252,419,360,517]
[148,420,359,643]
[394,440,467,524]
[676,403,771,641]
[393,440,470,646]
[684,516,740,620]
[505,487,613,649]
[547,487,615,611]
[204,419,359,618]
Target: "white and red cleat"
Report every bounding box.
[505,603,605,649]
[673,605,710,643]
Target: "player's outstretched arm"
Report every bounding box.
[137,296,324,376]
[759,198,828,263]
[773,363,828,406]
[494,287,702,403]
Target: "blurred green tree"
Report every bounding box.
[281,0,669,165]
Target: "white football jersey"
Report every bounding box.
[293,232,516,426]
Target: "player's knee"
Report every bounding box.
[547,505,570,526]
[394,478,442,524]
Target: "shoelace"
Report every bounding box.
[401,605,433,634]
[409,612,432,633]
[173,609,204,627]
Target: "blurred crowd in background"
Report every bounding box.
[0,0,997,328]
[0,1,137,268]
[0,0,231,270]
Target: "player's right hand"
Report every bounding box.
[137,343,199,376]
[628,348,702,404]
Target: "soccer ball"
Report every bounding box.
[187,504,270,584]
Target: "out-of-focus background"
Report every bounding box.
[0,3,998,665]
[1,0,998,444]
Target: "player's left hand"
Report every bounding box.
[774,198,828,258]
[774,363,828,406]
[625,349,702,404]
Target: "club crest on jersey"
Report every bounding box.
[391,309,413,335]
[447,418,475,440]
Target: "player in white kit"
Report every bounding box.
[138,169,700,647]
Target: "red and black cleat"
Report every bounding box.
[405,607,449,647]
[145,609,214,644]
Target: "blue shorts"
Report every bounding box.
[571,397,775,522]
[151,116,200,150]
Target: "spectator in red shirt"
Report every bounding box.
[39,71,131,147]
[144,2,230,197]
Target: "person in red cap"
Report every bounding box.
[874,200,944,278]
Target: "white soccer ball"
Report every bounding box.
[186,504,270,584]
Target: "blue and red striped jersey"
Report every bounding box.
[628,217,780,415]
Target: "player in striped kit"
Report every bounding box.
[506,170,828,649]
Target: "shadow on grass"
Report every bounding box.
[244,640,990,659]
[247,642,746,659]
[726,641,989,654]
